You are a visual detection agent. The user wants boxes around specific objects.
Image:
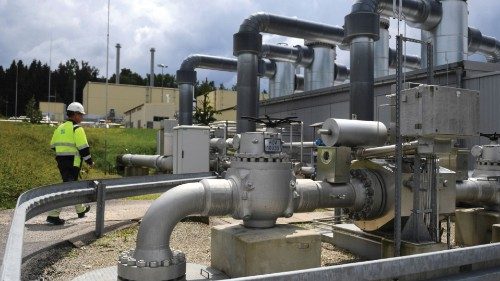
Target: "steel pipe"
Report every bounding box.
[121,154,173,172]
[456,178,500,206]
[261,44,314,67]
[356,141,418,159]
[468,27,500,63]
[377,0,442,31]
[389,48,422,70]
[133,179,233,263]
[320,118,387,147]
[304,43,336,91]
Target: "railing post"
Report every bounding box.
[94,180,106,237]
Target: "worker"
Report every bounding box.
[47,102,93,225]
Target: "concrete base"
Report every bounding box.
[493,224,500,243]
[455,208,500,246]
[324,223,447,259]
[381,239,448,258]
[211,223,320,278]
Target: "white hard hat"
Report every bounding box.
[67,102,86,114]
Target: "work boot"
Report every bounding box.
[77,205,91,218]
[46,216,65,225]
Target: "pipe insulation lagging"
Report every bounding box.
[121,154,173,172]
[134,179,233,262]
[456,178,500,206]
[468,27,500,63]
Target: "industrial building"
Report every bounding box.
[38,101,66,123]
[82,82,179,122]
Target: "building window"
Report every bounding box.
[153,116,168,122]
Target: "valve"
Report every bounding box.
[242,115,297,128]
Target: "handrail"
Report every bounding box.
[0,172,215,281]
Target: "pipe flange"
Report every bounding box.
[347,169,384,220]
[117,249,186,281]
[379,17,390,30]
[343,12,380,44]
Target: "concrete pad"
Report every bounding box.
[455,208,500,246]
[211,223,320,278]
[382,239,448,258]
[491,224,500,243]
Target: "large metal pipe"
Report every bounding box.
[344,1,380,121]
[235,12,344,133]
[304,42,336,91]
[427,0,468,66]
[468,27,500,63]
[121,154,173,172]
[261,44,314,67]
[131,179,233,270]
[356,141,418,159]
[389,48,422,70]
[377,0,442,31]
[176,54,276,125]
[269,61,296,98]
[375,18,390,78]
[115,43,121,84]
[456,179,500,206]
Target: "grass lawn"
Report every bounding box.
[0,121,157,209]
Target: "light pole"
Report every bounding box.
[15,62,18,117]
[157,64,168,102]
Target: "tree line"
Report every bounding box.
[0,58,228,118]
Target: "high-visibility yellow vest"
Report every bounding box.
[50,121,90,167]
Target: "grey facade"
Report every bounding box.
[261,61,500,148]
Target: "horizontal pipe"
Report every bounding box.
[468,27,500,63]
[456,178,500,206]
[377,0,442,31]
[261,44,314,67]
[121,154,173,172]
[282,142,316,148]
[389,48,422,70]
[294,179,361,213]
[239,12,344,46]
[356,141,418,159]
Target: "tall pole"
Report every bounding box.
[48,35,52,120]
[73,78,76,102]
[149,48,155,103]
[15,62,18,117]
[157,64,167,103]
[115,43,121,84]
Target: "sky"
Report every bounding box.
[1,0,499,88]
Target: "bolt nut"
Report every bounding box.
[137,260,146,268]
[120,256,128,264]
[284,212,293,218]
[161,259,171,267]
[149,261,159,268]
[246,181,254,189]
[289,180,296,188]
[252,138,259,144]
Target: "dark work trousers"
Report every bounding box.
[48,156,86,217]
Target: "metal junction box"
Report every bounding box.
[316,147,351,184]
[173,125,210,174]
[399,85,479,138]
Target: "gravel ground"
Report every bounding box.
[24,221,456,280]
[26,220,359,281]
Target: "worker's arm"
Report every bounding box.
[74,126,94,166]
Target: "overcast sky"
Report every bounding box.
[1,0,499,88]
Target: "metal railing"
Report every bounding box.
[0,172,216,281]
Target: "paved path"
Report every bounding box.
[0,199,334,271]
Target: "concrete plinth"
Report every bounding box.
[492,224,500,243]
[381,239,448,258]
[455,208,500,246]
[211,223,320,278]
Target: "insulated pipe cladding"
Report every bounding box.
[234,12,344,133]
[319,118,388,147]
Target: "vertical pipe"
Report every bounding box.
[428,0,468,66]
[304,43,336,91]
[413,155,421,242]
[115,43,121,84]
[349,37,375,120]
[430,156,439,242]
[178,83,194,125]
[269,61,296,98]
[237,53,259,133]
[374,18,390,78]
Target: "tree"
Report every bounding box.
[25,96,42,124]
[193,93,219,125]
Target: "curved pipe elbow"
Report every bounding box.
[239,12,270,33]
[134,179,234,262]
[179,54,238,72]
